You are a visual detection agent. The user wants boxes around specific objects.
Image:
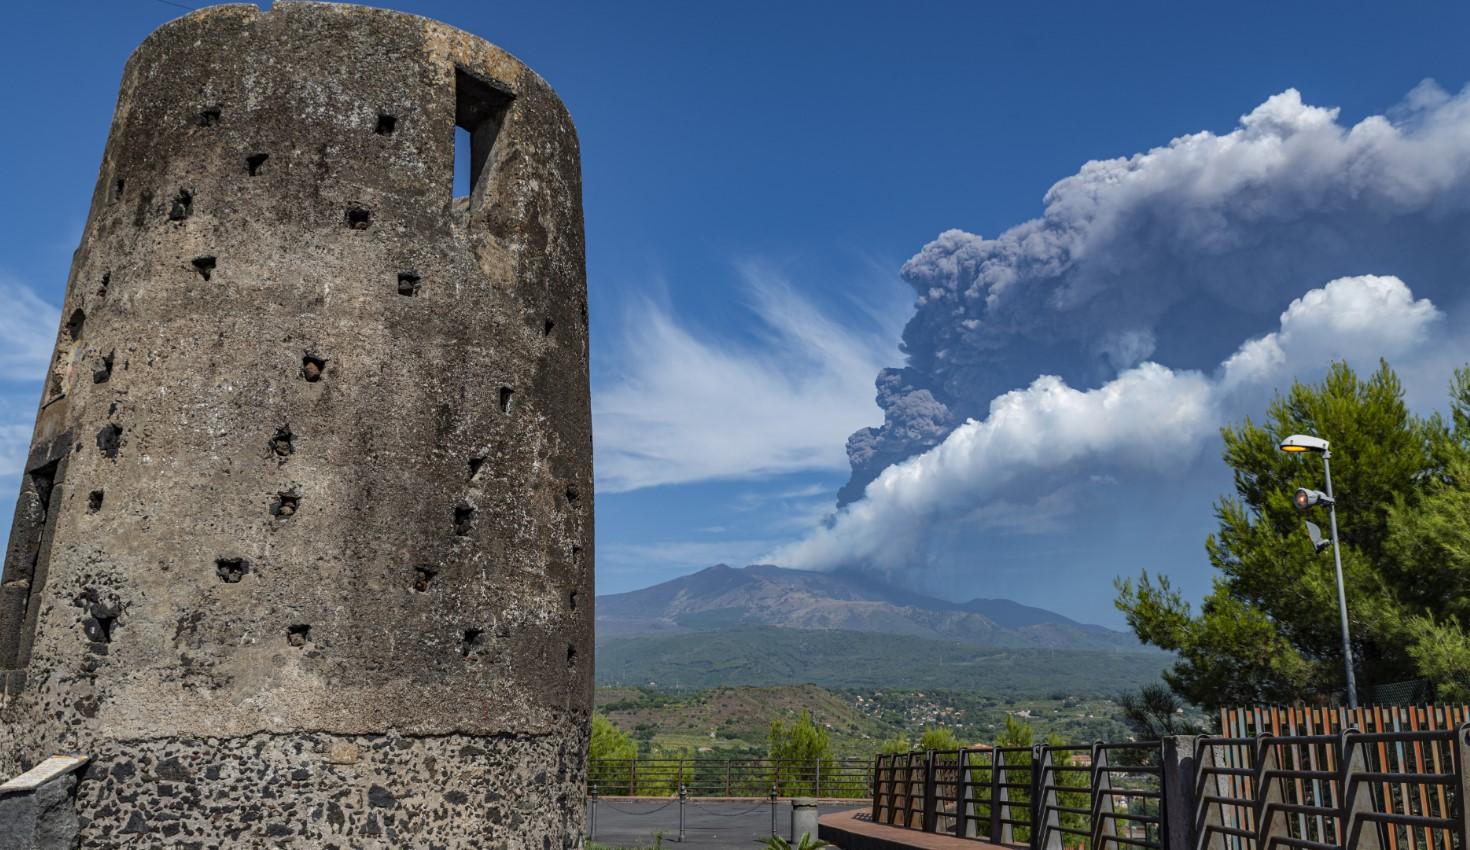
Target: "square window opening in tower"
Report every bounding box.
[454,68,514,206]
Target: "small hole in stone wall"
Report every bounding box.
[272,492,299,519]
[246,153,269,176]
[565,485,580,504]
[192,256,216,281]
[572,544,582,566]
[97,273,111,298]
[453,502,476,536]
[65,309,86,342]
[566,644,577,668]
[346,206,372,230]
[215,557,248,583]
[113,178,125,202]
[270,425,295,458]
[287,624,311,647]
[376,114,397,135]
[301,354,326,383]
[461,628,484,657]
[197,106,222,127]
[543,318,555,338]
[397,272,420,297]
[88,489,104,514]
[133,190,153,228]
[93,351,114,385]
[87,613,117,644]
[467,456,486,481]
[499,387,513,414]
[568,590,578,611]
[168,188,193,221]
[413,565,437,593]
[96,424,122,459]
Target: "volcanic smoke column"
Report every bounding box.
[0,3,592,846]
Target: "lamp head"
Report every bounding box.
[1304,521,1332,553]
[1293,487,1333,511]
[1280,434,1329,454]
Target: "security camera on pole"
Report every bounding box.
[1279,433,1357,709]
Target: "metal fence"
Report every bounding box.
[586,757,872,799]
[874,741,1165,849]
[871,725,1470,849]
[1196,728,1470,850]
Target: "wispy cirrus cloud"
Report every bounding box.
[0,275,54,476]
[593,262,903,493]
[0,277,57,384]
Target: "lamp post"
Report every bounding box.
[1280,433,1357,709]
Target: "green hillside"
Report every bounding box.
[594,684,1140,757]
[596,626,1170,695]
[596,683,896,754]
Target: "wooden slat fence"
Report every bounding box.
[868,707,1470,850]
[1206,705,1470,850]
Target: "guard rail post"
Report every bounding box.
[1161,735,1198,850]
[922,749,938,833]
[871,754,883,822]
[955,747,973,838]
[1192,737,1230,850]
[1035,744,1060,850]
[587,784,597,841]
[1340,728,1382,850]
[1088,742,1114,850]
[677,784,687,843]
[1031,744,1045,850]
[1252,735,1286,849]
[1456,724,1470,850]
[990,749,1008,845]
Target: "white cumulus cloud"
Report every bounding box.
[1220,274,1441,392]
[844,81,1470,503]
[773,275,1443,573]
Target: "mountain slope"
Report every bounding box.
[596,627,1169,694]
[597,564,1138,651]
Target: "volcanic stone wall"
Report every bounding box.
[0,3,592,847]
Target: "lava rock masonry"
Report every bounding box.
[0,3,592,847]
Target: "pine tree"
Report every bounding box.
[1116,361,1469,705]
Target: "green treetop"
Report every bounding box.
[589,712,637,763]
[1117,361,1470,706]
[918,726,961,751]
[768,709,834,764]
[768,709,835,796]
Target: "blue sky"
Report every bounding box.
[5,1,1470,626]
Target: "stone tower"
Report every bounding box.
[0,3,592,847]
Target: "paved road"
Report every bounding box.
[588,799,863,849]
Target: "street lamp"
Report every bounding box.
[1279,433,1357,709]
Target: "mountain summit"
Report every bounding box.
[597,564,1140,652]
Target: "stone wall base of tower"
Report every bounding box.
[4,731,585,849]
